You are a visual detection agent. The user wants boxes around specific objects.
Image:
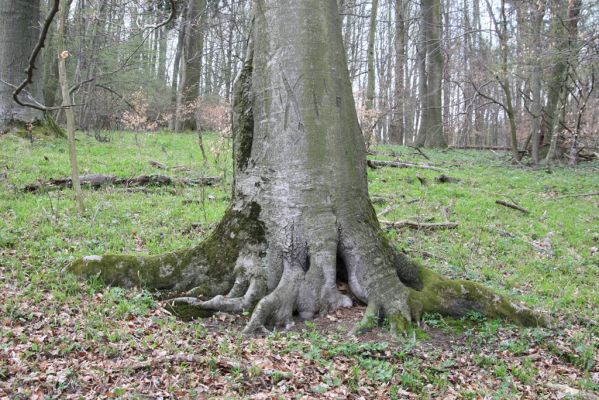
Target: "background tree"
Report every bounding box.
[415,0,446,148]
[174,0,206,132]
[0,0,43,130]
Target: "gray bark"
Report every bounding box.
[416,0,446,148]
[176,0,206,132]
[530,2,545,164]
[542,0,582,163]
[365,0,378,110]
[389,0,406,145]
[0,0,43,129]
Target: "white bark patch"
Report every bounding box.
[160,264,174,278]
[83,255,102,262]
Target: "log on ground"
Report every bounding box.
[23,173,221,192]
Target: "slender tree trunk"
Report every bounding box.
[171,13,186,130]
[365,0,378,110]
[416,0,446,148]
[389,1,406,145]
[542,0,581,163]
[415,4,428,147]
[158,26,167,82]
[176,0,206,131]
[499,0,519,161]
[57,0,84,214]
[530,3,545,164]
[0,0,43,129]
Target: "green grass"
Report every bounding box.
[1,131,597,398]
[369,145,598,322]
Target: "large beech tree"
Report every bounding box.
[0,0,43,129]
[71,0,545,334]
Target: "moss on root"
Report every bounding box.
[67,201,267,306]
[407,265,548,327]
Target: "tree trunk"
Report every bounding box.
[70,0,546,333]
[498,0,519,161]
[170,12,186,130]
[57,0,84,214]
[176,0,206,132]
[365,0,378,111]
[0,0,43,129]
[530,2,545,164]
[389,0,406,145]
[542,0,582,164]
[416,0,447,148]
[42,8,59,109]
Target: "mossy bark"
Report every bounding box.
[69,201,266,297]
[69,0,546,334]
[406,265,548,327]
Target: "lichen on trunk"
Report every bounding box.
[69,0,547,335]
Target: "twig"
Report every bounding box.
[149,160,167,169]
[149,160,191,171]
[495,200,529,214]
[381,220,458,230]
[551,191,599,199]
[376,204,400,218]
[367,159,442,171]
[407,145,430,160]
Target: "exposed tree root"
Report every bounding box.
[405,266,549,327]
[68,203,547,334]
[68,202,266,319]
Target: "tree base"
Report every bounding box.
[68,204,548,334]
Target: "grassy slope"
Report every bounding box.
[1,132,597,398]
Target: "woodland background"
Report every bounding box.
[31,0,599,162]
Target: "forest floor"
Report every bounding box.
[0,131,598,399]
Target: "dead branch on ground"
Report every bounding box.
[23,174,220,193]
[367,159,441,171]
[495,200,530,214]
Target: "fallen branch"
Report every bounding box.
[381,220,458,230]
[23,173,220,192]
[495,200,529,214]
[376,204,400,218]
[545,383,598,400]
[149,160,191,172]
[551,191,599,199]
[367,159,442,171]
[407,145,430,160]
